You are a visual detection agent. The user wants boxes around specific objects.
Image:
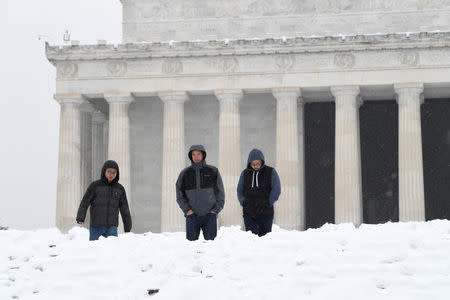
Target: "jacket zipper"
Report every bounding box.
[106,185,112,225]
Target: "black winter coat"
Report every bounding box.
[76,160,132,232]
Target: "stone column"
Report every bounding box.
[273,87,304,230]
[159,91,189,232]
[92,111,106,181]
[394,83,425,221]
[297,97,306,228]
[331,86,363,225]
[103,119,109,163]
[215,89,243,227]
[105,93,134,232]
[54,94,83,232]
[80,103,95,194]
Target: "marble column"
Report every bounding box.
[331,86,363,225]
[297,97,306,228]
[103,119,109,164]
[105,93,134,232]
[215,89,243,227]
[394,83,425,221]
[92,111,106,181]
[159,91,189,232]
[273,87,304,230]
[80,103,95,194]
[54,94,83,232]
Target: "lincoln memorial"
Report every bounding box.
[46,0,450,233]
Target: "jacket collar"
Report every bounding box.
[191,160,206,169]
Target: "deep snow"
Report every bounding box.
[1,220,450,300]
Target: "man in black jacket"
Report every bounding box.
[76,160,132,240]
[176,145,225,241]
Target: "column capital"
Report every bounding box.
[330,85,360,97]
[214,89,243,103]
[158,91,189,103]
[54,93,84,105]
[271,87,301,100]
[104,93,134,104]
[394,83,424,104]
[92,111,107,124]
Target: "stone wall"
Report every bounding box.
[130,98,163,233]
[121,0,450,42]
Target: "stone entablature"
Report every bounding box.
[46,32,450,95]
[47,32,450,61]
[121,0,450,42]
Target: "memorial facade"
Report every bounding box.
[47,0,450,233]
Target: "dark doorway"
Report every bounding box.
[360,100,399,224]
[421,99,450,220]
[304,102,335,229]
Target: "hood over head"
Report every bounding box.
[188,144,207,163]
[246,148,265,169]
[101,160,120,184]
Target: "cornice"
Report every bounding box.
[46,32,450,63]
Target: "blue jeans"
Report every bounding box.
[243,214,273,237]
[89,226,118,241]
[186,213,217,241]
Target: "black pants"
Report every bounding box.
[243,214,273,237]
[185,213,217,241]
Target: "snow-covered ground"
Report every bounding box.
[1,220,450,300]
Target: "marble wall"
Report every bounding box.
[121,0,450,42]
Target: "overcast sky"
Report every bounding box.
[0,0,122,229]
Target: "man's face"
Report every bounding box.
[250,160,262,171]
[105,168,117,183]
[191,150,203,163]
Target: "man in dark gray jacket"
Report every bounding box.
[176,145,225,241]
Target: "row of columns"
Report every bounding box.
[55,83,426,233]
[158,88,306,232]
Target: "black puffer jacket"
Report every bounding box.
[76,160,132,232]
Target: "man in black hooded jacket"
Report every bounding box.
[76,160,132,240]
[237,148,281,236]
[176,145,225,241]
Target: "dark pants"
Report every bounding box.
[243,214,273,237]
[89,226,118,241]
[186,213,217,241]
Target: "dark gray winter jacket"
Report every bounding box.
[76,160,132,232]
[176,145,225,216]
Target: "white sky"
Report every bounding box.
[0,0,122,229]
